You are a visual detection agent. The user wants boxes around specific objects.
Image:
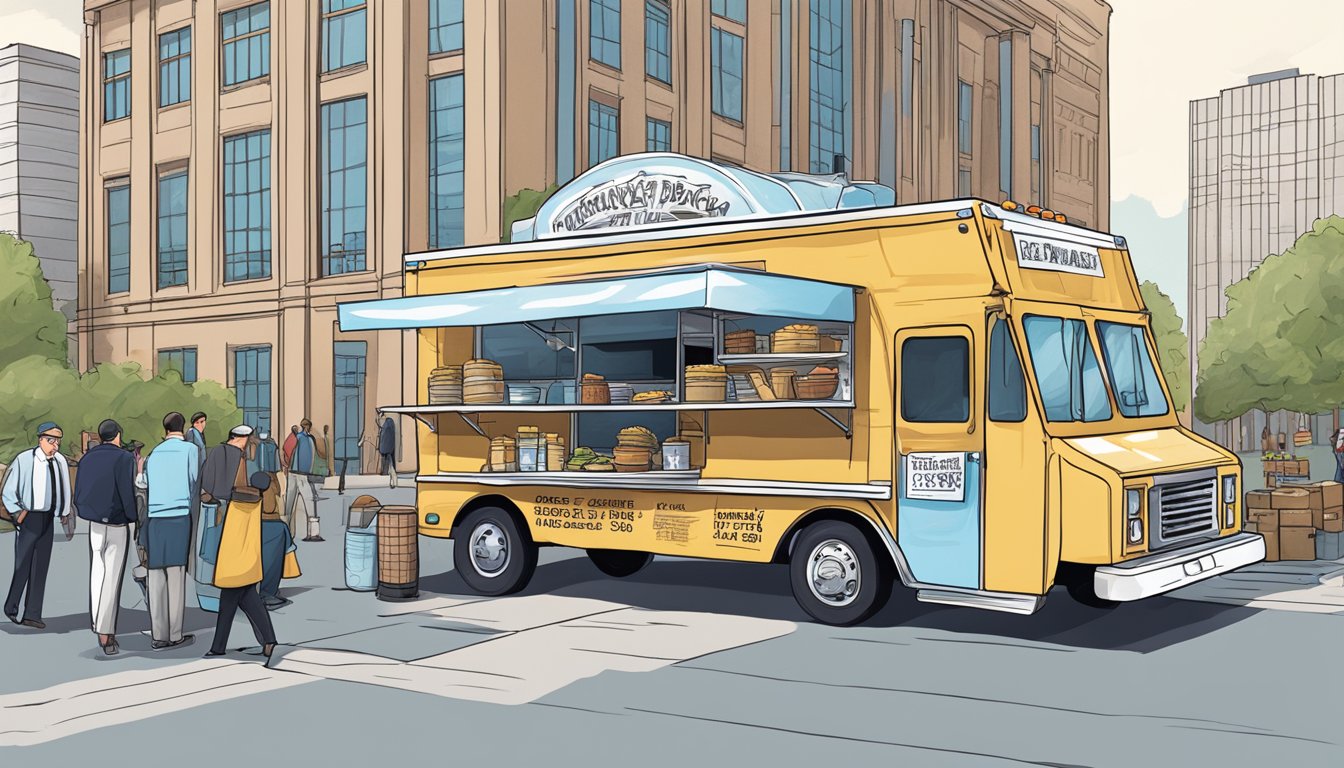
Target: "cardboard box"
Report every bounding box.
[1315,529,1344,561]
[1279,508,1314,528]
[1279,526,1316,561]
[1260,529,1280,562]
[1246,508,1280,531]
[1280,481,1344,512]
[1245,489,1275,509]
[1265,473,1277,488]
[1323,507,1344,534]
[1263,460,1284,473]
[1272,487,1312,510]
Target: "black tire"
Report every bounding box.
[586,549,653,577]
[789,520,893,626]
[453,506,538,596]
[1059,564,1120,609]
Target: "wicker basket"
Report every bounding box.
[795,375,838,400]
[464,378,505,403]
[769,368,797,399]
[581,381,611,404]
[724,330,757,354]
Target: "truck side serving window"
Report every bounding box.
[901,336,969,423]
[1022,315,1112,423]
[988,318,1027,422]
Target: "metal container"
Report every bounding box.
[517,427,542,472]
[662,439,691,470]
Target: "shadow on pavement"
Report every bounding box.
[420,553,1261,654]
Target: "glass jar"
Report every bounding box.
[517,426,542,472]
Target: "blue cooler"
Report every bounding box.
[344,496,380,591]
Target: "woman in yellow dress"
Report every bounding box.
[206,471,278,658]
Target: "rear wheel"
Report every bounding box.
[1059,564,1120,609]
[586,549,653,577]
[453,507,538,596]
[789,521,893,626]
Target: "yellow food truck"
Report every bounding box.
[339,154,1263,625]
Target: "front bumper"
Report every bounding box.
[1094,532,1265,602]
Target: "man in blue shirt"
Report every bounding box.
[137,412,199,649]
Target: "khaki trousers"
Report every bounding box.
[88,522,129,636]
[147,566,186,642]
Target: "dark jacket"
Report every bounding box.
[200,443,245,503]
[74,443,138,526]
[378,418,396,456]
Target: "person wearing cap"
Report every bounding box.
[207,471,278,658]
[3,422,74,629]
[137,412,200,649]
[74,418,138,655]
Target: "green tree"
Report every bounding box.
[0,234,243,460]
[1138,281,1190,413]
[501,185,559,243]
[1195,216,1344,423]
[0,233,68,366]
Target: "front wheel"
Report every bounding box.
[586,549,653,577]
[789,521,893,626]
[453,507,538,596]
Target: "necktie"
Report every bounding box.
[47,459,58,514]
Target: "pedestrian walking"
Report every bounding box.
[285,419,327,542]
[187,412,208,466]
[137,412,200,649]
[1334,428,1344,484]
[74,419,138,655]
[378,416,398,488]
[3,422,74,629]
[206,471,278,658]
[257,471,295,609]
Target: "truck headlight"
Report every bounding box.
[1126,488,1143,518]
[1128,518,1144,544]
[1222,476,1237,505]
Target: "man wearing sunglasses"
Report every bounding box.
[3,422,74,629]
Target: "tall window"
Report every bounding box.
[429,74,465,249]
[998,38,1013,197]
[588,99,619,166]
[958,79,973,196]
[322,0,366,72]
[159,28,191,107]
[233,346,272,432]
[157,170,189,288]
[321,97,368,275]
[645,0,671,84]
[556,0,577,184]
[221,1,270,87]
[589,0,621,69]
[223,130,271,283]
[711,28,743,122]
[647,117,671,152]
[900,18,914,178]
[808,0,848,173]
[429,0,464,54]
[333,341,367,470]
[106,182,130,294]
[711,0,746,22]
[158,347,198,383]
[103,49,131,122]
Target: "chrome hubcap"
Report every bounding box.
[469,521,510,577]
[807,539,861,607]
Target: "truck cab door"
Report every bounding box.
[894,326,984,590]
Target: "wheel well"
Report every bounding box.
[451,494,525,535]
[772,508,895,570]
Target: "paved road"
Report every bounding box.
[1,484,1340,765]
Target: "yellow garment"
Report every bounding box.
[213,498,263,588]
[283,550,301,579]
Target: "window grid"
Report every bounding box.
[429,74,466,248]
[157,171,189,289]
[103,49,131,122]
[645,0,671,85]
[106,183,130,295]
[233,345,272,433]
[808,1,846,172]
[158,347,198,383]
[221,2,271,87]
[958,80,974,155]
[711,27,744,122]
[321,97,368,276]
[158,28,191,107]
[711,0,746,23]
[223,130,272,283]
[333,341,368,467]
[588,99,619,166]
[429,0,465,54]
[646,117,671,152]
[321,0,367,73]
[589,0,621,69]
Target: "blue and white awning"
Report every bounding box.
[338,265,856,331]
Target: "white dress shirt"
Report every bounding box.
[30,449,71,517]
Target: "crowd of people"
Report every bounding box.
[0,411,332,658]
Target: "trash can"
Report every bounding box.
[195,502,221,612]
[344,495,380,592]
[376,505,419,601]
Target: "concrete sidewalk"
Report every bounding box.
[1169,557,1344,614]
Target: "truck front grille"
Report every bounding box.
[1152,474,1219,550]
